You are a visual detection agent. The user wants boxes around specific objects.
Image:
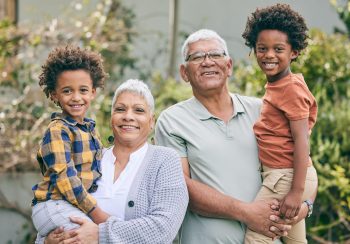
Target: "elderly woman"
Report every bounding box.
[45,79,188,243]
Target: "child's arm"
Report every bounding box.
[41,126,99,214]
[280,118,309,219]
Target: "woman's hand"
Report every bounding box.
[58,217,99,244]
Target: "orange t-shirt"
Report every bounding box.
[254,73,317,168]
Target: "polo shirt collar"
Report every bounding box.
[192,93,245,121]
[231,93,245,117]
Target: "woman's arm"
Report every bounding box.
[55,149,188,244]
[98,149,188,243]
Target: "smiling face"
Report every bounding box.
[111,92,154,149]
[180,39,232,97]
[255,29,298,82]
[51,70,96,123]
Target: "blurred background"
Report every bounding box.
[0,0,349,243]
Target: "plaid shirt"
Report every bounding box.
[32,112,103,214]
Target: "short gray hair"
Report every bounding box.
[181,29,230,63]
[111,79,155,114]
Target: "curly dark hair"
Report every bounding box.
[242,4,308,53]
[39,45,107,98]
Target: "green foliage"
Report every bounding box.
[231,58,266,97]
[92,92,113,146]
[151,72,192,118]
[308,95,350,242]
[293,29,350,102]
[0,0,136,172]
[232,29,350,243]
[330,0,350,36]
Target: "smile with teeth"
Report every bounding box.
[70,104,83,108]
[119,125,139,129]
[202,71,218,76]
[263,62,278,69]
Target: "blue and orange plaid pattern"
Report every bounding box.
[32,113,103,214]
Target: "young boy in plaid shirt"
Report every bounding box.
[31,45,109,239]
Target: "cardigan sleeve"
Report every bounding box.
[98,148,189,243]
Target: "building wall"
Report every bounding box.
[18,0,345,78]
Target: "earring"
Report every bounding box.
[108,136,114,144]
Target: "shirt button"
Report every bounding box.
[128,201,134,207]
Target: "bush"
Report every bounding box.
[0,0,136,171]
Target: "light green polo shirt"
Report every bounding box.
[155,93,263,244]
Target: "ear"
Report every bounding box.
[50,91,60,107]
[51,91,58,102]
[91,87,97,99]
[180,64,189,83]
[150,114,155,130]
[252,48,256,57]
[291,50,299,61]
[227,58,233,77]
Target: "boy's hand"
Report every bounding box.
[280,190,303,219]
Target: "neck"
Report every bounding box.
[267,68,291,83]
[113,141,146,165]
[194,87,233,123]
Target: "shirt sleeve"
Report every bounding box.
[154,112,188,158]
[40,125,96,213]
[98,149,189,243]
[34,233,45,244]
[278,82,313,121]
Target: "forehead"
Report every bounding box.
[57,70,92,85]
[257,29,290,44]
[187,39,223,53]
[115,91,146,104]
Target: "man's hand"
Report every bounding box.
[243,199,291,239]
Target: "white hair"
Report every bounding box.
[111,79,155,114]
[181,29,230,63]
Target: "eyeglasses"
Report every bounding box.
[185,50,227,64]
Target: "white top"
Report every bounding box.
[91,143,148,220]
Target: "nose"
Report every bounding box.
[72,91,81,101]
[201,54,215,66]
[123,109,135,121]
[265,49,275,58]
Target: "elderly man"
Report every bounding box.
[155,29,314,243]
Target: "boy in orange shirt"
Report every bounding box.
[242,4,318,243]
